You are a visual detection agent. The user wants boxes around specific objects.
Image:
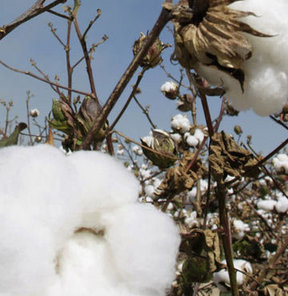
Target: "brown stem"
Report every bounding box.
[0,0,67,40]
[66,19,73,101]
[250,235,288,290]
[73,12,98,101]
[110,67,147,130]
[216,182,239,296]
[80,7,173,149]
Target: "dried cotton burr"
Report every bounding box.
[172,0,288,116]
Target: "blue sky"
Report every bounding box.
[0,0,286,155]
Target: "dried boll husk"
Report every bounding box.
[172,0,271,90]
[133,32,164,69]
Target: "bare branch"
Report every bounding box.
[0,59,92,97]
[81,6,173,149]
[0,0,67,40]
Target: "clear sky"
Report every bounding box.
[0,0,286,155]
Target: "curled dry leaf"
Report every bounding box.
[156,151,207,198]
[172,0,272,90]
[209,131,259,181]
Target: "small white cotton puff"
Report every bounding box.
[275,194,288,213]
[171,114,191,133]
[213,259,252,291]
[102,203,180,295]
[233,219,250,240]
[273,153,288,174]
[257,199,277,211]
[196,0,288,116]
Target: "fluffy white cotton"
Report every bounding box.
[275,195,288,213]
[69,150,139,213]
[233,219,250,240]
[171,114,191,133]
[102,203,180,295]
[257,199,277,211]
[0,144,180,296]
[213,259,252,291]
[273,153,288,173]
[197,0,288,116]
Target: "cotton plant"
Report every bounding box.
[0,144,180,296]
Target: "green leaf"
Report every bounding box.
[0,123,27,147]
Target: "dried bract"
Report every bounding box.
[172,0,271,90]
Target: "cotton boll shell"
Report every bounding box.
[197,0,288,116]
[68,151,139,213]
[102,203,180,295]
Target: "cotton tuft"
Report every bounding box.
[197,0,288,116]
[0,144,180,296]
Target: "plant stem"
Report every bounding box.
[216,181,239,296]
[80,6,173,149]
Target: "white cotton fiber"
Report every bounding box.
[0,144,180,296]
[197,0,288,116]
[102,203,180,295]
[69,150,139,213]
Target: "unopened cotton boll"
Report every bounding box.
[197,0,288,116]
[102,203,180,295]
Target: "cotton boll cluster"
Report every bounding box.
[197,0,288,116]
[272,153,288,174]
[171,114,191,133]
[213,259,252,291]
[0,144,180,296]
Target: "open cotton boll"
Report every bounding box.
[198,0,288,116]
[257,199,277,211]
[275,195,288,213]
[68,150,139,213]
[213,259,252,291]
[102,203,180,295]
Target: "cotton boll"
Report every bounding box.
[257,199,277,211]
[68,151,139,213]
[275,195,288,213]
[102,203,180,295]
[233,219,250,240]
[198,0,288,116]
[213,259,252,291]
[194,128,204,143]
[185,134,198,147]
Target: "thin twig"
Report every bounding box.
[73,5,99,101]
[0,59,92,97]
[133,95,157,129]
[83,9,102,40]
[110,68,147,130]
